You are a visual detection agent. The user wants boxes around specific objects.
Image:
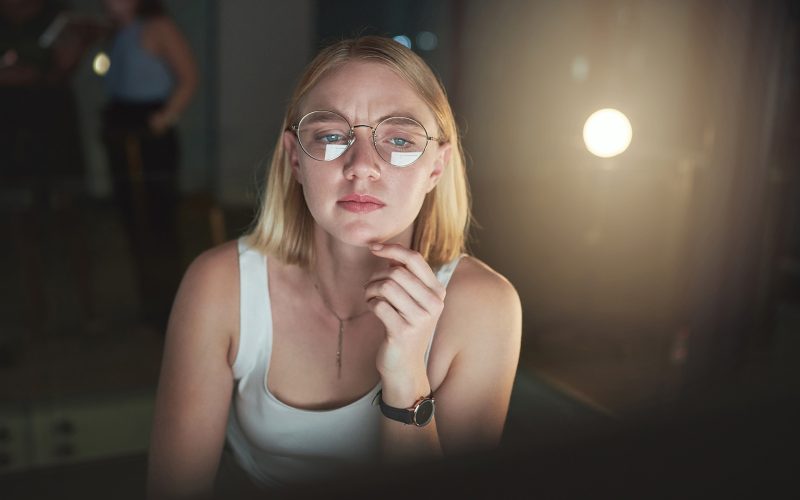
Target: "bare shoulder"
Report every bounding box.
[446,256,520,312]
[180,239,239,299]
[142,15,190,55]
[439,255,522,348]
[169,240,240,364]
[144,15,181,37]
[177,239,239,317]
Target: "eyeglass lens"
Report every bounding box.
[296,111,429,167]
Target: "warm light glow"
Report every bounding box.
[93,52,110,76]
[583,108,632,158]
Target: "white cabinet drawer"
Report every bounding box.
[1,392,154,473]
[0,409,32,473]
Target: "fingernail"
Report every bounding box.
[370,243,384,251]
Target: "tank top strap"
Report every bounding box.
[424,254,466,365]
[434,254,465,288]
[232,237,271,379]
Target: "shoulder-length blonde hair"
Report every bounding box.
[247,36,471,270]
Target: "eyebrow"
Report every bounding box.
[314,108,427,126]
[300,112,346,125]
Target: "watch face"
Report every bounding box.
[413,399,435,426]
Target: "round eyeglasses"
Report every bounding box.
[290,110,440,168]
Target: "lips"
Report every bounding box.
[337,193,385,213]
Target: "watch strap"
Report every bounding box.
[375,390,434,426]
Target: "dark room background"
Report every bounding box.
[2,0,799,497]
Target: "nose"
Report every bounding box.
[342,127,381,181]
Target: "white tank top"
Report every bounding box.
[226,237,462,489]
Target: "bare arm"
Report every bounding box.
[147,16,198,131]
[146,242,239,500]
[430,259,522,454]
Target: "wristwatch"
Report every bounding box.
[376,390,435,427]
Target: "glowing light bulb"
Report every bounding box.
[93,52,110,76]
[583,108,632,158]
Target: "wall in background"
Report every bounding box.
[217,0,313,206]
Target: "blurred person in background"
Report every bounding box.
[100,0,197,334]
[0,0,96,342]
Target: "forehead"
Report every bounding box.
[300,61,435,126]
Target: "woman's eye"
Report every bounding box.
[388,137,411,147]
[317,133,345,143]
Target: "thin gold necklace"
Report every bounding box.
[312,281,371,379]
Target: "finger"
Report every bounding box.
[364,265,443,313]
[364,278,427,322]
[367,297,406,332]
[369,243,445,299]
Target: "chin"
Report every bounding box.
[331,222,410,248]
[340,229,393,247]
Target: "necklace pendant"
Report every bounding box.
[314,277,372,381]
[337,319,344,379]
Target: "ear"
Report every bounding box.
[283,130,302,184]
[426,142,451,193]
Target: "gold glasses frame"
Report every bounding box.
[290,110,441,168]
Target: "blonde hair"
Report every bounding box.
[247,36,471,270]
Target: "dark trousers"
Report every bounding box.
[102,100,182,329]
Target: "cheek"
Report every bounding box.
[296,167,333,212]
[295,159,322,188]
[400,168,436,201]
[383,172,432,221]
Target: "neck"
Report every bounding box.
[309,224,414,318]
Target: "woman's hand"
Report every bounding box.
[364,243,446,405]
[148,110,176,135]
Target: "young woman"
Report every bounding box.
[146,36,521,499]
